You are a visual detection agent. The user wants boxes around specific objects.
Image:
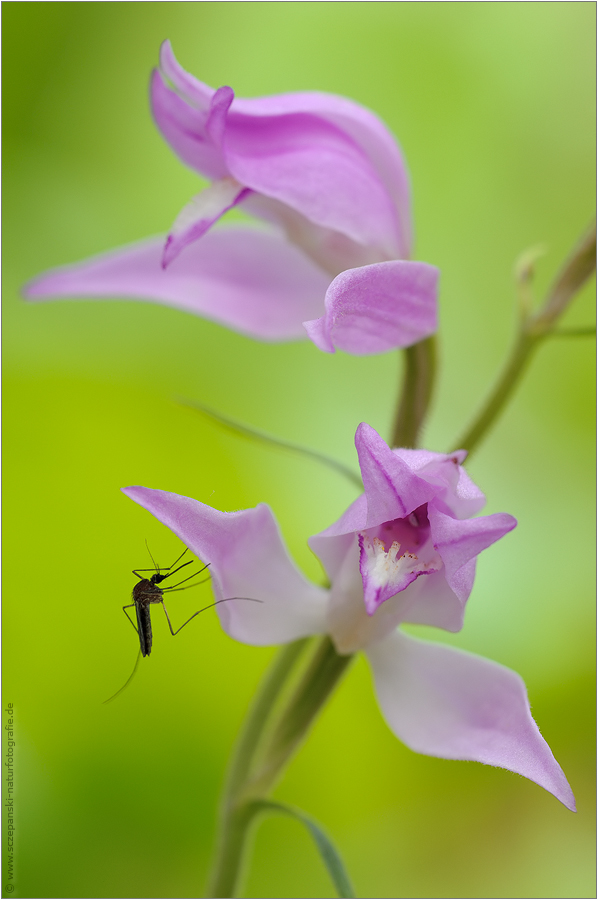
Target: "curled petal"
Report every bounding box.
[162,178,250,268]
[151,69,229,181]
[155,43,406,257]
[428,505,517,603]
[228,82,412,257]
[224,114,401,256]
[303,261,438,355]
[366,629,576,811]
[122,487,328,645]
[355,423,439,526]
[24,228,330,342]
[394,448,485,520]
[206,85,236,147]
[159,39,214,108]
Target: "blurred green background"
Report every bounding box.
[3,2,595,897]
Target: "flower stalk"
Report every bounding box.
[205,637,353,897]
[455,220,596,455]
[391,335,437,449]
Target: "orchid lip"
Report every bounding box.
[358,531,441,616]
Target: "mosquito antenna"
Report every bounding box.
[166,546,190,571]
[103,648,142,704]
[145,538,160,574]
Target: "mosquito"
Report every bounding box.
[104,545,262,703]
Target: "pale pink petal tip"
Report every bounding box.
[367,630,576,811]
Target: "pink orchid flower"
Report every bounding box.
[25,41,438,356]
[121,423,575,810]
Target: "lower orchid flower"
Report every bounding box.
[122,423,575,811]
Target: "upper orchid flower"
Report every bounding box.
[121,423,575,811]
[24,41,438,356]
[152,40,412,272]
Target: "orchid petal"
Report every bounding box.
[428,505,517,603]
[366,629,576,811]
[356,423,439,527]
[223,113,402,256]
[227,84,412,256]
[24,228,330,341]
[122,487,328,645]
[401,569,468,632]
[162,178,250,268]
[358,533,441,614]
[206,85,236,147]
[394,448,486,519]
[154,44,405,257]
[159,39,214,108]
[243,193,392,277]
[151,69,230,181]
[303,261,438,355]
[326,539,423,654]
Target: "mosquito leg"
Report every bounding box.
[159,559,198,583]
[122,604,139,634]
[161,597,263,636]
[162,576,212,593]
[161,564,211,589]
[103,648,142,705]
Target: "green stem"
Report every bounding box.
[205,637,353,897]
[205,801,260,899]
[391,335,437,449]
[455,220,596,456]
[205,638,310,897]
[245,637,353,798]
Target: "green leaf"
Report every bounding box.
[177,395,363,489]
[248,798,357,898]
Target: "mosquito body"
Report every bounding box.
[104,546,262,703]
[125,547,210,657]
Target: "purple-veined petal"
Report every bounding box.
[24,228,330,341]
[162,178,250,268]
[356,423,439,527]
[303,261,438,355]
[366,629,576,811]
[428,505,517,603]
[122,487,328,645]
